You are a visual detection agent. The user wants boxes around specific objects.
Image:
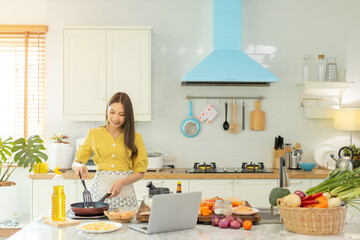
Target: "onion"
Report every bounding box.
[218,218,230,228]
[328,197,342,208]
[225,215,235,222]
[283,194,301,207]
[293,190,306,199]
[235,217,243,227]
[323,192,332,200]
[230,220,241,229]
[211,215,221,226]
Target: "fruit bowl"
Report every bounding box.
[299,163,316,171]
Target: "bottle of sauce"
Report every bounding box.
[51,167,66,221]
[176,181,182,193]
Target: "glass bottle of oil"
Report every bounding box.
[176,181,182,193]
[51,167,65,221]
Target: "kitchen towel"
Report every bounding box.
[198,105,217,123]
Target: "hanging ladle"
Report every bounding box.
[223,102,229,131]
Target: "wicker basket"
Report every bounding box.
[104,208,137,223]
[277,198,347,235]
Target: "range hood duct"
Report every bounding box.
[181,0,279,86]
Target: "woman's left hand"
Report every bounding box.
[109,179,124,198]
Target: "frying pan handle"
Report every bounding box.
[98,193,111,202]
[189,101,193,118]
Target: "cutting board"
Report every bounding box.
[43,216,80,227]
[250,101,265,130]
[136,201,150,222]
[198,201,260,224]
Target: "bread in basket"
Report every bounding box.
[277,198,347,235]
[104,208,137,223]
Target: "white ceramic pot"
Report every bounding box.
[0,184,17,222]
[48,143,74,170]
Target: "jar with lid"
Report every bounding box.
[317,54,325,82]
[222,201,233,216]
[214,199,224,215]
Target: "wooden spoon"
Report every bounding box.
[234,103,239,133]
[229,103,235,133]
[285,145,292,153]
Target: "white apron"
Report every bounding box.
[89,171,138,209]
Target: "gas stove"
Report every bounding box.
[188,161,274,174]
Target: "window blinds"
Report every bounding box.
[0,25,47,139]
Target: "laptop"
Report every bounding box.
[129,191,202,234]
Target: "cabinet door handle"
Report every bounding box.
[152,181,164,185]
[290,180,303,185]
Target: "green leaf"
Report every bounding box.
[2,148,11,157]
[31,145,46,150]
[12,145,24,153]
[0,152,6,162]
[13,138,26,146]
[34,151,48,161]
[16,152,27,166]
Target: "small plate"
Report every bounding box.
[77,221,122,233]
[232,207,259,216]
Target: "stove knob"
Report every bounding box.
[234,168,238,172]
[223,168,227,172]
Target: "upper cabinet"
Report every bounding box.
[63,26,152,121]
[297,82,353,118]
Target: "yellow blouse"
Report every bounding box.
[74,127,148,172]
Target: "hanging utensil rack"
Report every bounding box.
[185,94,264,101]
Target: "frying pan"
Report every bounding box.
[70,193,111,216]
[181,101,200,137]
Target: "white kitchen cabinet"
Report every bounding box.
[189,180,233,199]
[234,179,277,208]
[286,179,311,194]
[133,179,189,202]
[31,179,78,220]
[63,26,151,121]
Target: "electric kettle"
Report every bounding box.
[330,146,355,171]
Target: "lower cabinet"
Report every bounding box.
[234,179,278,208]
[189,179,233,199]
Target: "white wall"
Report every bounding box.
[2,0,360,217]
[45,0,360,168]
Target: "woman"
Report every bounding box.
[72,92,148,209]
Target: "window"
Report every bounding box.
[0,25,48,139]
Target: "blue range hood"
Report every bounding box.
[181,0,279,86]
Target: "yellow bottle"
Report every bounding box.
[51,167,66,221]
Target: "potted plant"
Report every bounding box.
[48,133,74,170]
[0,135,48,220]
[344,144,360,168]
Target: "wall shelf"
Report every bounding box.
[297,82,353,118]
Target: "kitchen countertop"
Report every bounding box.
[7,211,360,240]
[29,168,331,179]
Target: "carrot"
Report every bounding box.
[200,202,204,207]
[315,195,327,203]
[200,206,210,216]
[314,201,328,208]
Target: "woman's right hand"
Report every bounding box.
[72,162,88,180]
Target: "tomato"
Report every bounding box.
[243,220,253,230]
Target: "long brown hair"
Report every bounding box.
[105,92,138,160]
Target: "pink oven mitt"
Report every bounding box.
[198,105,218,123]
